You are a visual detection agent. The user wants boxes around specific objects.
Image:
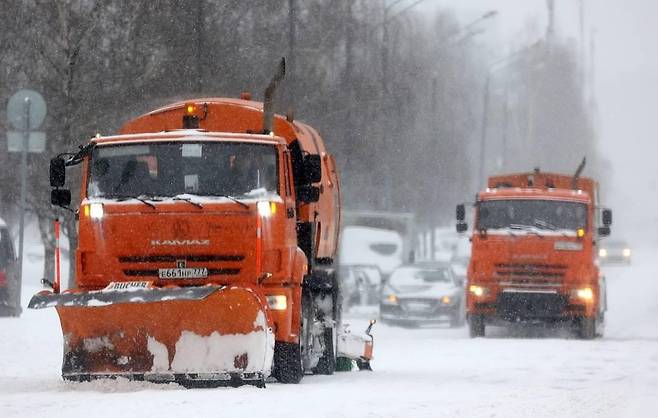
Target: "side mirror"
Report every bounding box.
[456,204,465,221]
[298,185,320,203]
[456,222,468,233]
[51,189,71,207]
[50,158,66,188]
[303,154,322,184]
[598,226,610,237]
[602,209,612,226]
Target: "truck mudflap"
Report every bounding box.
[336,320,375,371]
[29,285,274,387]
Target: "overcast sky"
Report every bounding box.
[416,0,657,244]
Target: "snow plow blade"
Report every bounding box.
[30,286,274,387]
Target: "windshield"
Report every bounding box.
[87,142,278,199]
[389,266,453,287]
[477,200,587,231]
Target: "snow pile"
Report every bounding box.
[146,311,274,375]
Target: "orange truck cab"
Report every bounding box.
[31,61,372,387]
[456,165,613,339]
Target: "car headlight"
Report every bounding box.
[623,248,631,257]
[572,287,593,301]
[598,248,607,258]
[468,285,487,297]
[441,295,451,305]
[383,293,398,304]
[266,295,287,310]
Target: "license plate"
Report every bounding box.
[158,268,208,279]
[404,301,433,312]
[104,281,153,291]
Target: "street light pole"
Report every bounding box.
[477,41,542,187]
[288,0,296,111]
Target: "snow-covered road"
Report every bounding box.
[1,249,656,417]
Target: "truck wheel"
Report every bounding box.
[313,324,336,375]
[468,315,485,337]
[578,317,596,340]
[273,342,304,383]
[273,292,310,384]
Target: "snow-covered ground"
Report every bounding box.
[1,248,657,417]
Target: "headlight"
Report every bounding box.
[598,248,607,257]
[623,248,631,257]
[384,293,398,304]
[84,203,104,220]
[441,295,451,305]
[468,285,487,297]
[572,287,593,301]
[257,201,277,218]
[266,295,287,310]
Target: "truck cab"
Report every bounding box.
[457,169,612,339]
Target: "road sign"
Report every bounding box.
[6,88,48,317]
[7,89,47,130]
[7,131,46,153]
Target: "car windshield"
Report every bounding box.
[477,199,587,231]
[87,142,278,199]
[389,266,453,287]
[604,241,629,248]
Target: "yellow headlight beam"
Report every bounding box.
[575,287,593,301]
[469,285,485,297]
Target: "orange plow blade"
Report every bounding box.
[30,286,274,387]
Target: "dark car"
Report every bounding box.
[598,239,632,265]
[340,265,383,310]
[0,220,19,316]
[380,262,465,327]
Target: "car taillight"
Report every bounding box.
[0,271,6,287]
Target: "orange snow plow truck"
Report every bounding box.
[456,159,613,339]
[29,59,374,387]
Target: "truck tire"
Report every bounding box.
[273,342,304,383]
[578,317,596,340]
[273,291,311,384]
[468,315,485,337]
[312,325,336,375]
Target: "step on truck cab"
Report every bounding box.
[456,160,612,339]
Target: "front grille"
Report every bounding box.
[497,292,568,319]
[495,263,567,286]
[119,254,245,278]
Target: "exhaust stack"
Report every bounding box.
[572,157,586,189]
[262,58,286,135]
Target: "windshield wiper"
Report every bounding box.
[533,219,558,230]
[110,195,157,209]
[208,194,249,209]
[533,219,573,237]
[172,195,203,209]
[509,224,544,239]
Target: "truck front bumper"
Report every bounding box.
[471,291,590,324]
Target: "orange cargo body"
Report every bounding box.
[459,168,611,339]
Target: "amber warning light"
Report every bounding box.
[182,103,200,129]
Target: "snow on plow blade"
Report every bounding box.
[29,286,274,387]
